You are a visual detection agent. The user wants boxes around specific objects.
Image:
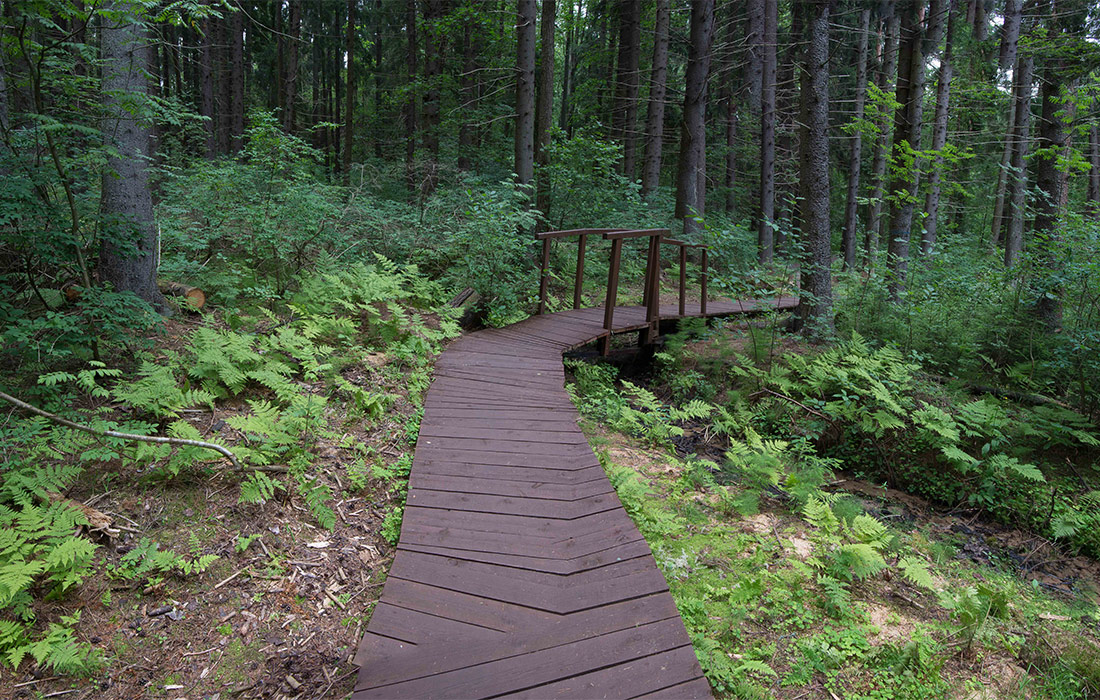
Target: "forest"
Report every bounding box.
[2,0,1100,697]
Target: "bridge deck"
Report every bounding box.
[352,298,798,699]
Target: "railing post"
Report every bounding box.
[600,238,623,356]
[641,235,662,347]
[573,234,587,309]
[700,247,708,315]
[537,237,551,315]
[678,246,686,317]
[648,236,660,324]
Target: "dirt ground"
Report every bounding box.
[0,321,420,700]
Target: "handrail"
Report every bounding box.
[534,228,626,240]
[534,228,710,355]
[602,228,670,240]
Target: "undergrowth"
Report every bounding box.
[567,322,1100,698]
[0,260,456,674]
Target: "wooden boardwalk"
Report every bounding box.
[352,298,797,699]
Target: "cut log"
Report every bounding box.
[158,280,205,310]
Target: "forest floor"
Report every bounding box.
[0,313,423,700]
[5,302,1099,700]
[568,321,1100,699]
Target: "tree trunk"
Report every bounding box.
[798,0,833,335]
[558,0,575,133]
[229,4,244,152]
[373,0,384,158]
[225,5,240,151]
[284,0,301,133]
[674,0,715,238]
[535,0,556,216]
[640,0,670,198]
[774,0,805,254]
[758,0,777,263]
[722,80,738,212]
[99,0,166,311]
[866,6,899,261]
[886,1,924,300]
[333,8,343,170]
[422,0,443,192]
[458,17,475,170]
[405,0,417,191]
[842,8,871,270]
[515,0,537,193]
[275,2,285,115]
[200,14,216,157]
[972,0,987,41]
[612,0,641,178]
[743,0,764,117]
[999,0,1022,73]
[1032,64,1066,331]
[0,11,9,138]
[344,0,356,176]
[216,15,231,153]
[1004,55,1034,267]
[921,4,955,255]
[1088,119,1100,220]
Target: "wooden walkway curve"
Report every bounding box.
[352,298,797,699]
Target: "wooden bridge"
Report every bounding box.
[352,229,797,699]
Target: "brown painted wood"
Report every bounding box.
[353,296,795,698]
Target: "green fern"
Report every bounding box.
[239,471,285,504]
[112,362,214,418]
[898,556,937,591]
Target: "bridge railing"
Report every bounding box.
[534,228,710,354]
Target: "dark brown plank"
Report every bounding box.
[498,646,702,699]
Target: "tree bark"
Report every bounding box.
[921,3,955,255]
[405,0,417,191]
[1032,63,1066,331]
[612,0,641,178]
[999,0,1022,73]
[373,0,384,158]
[758,0,777,263]
[743,0,764,117]
[284,0,301,133]
[458,16,475,170]
[842,8,871,270]
[886,0,924,300]
[229,3,244,153]
[344,0,357,176]
[640,0,670,198]
[535,0,556,216]
[798,0,833,335]
[422,0,443,191]
[972,0,987,41]
[216,14,231,153]
[200,13,216,157]
[674,0,715,238]
[1004,55,1034,267]
[559,0,575,133]
[722,75,738,212]
[866,5,899,261]
[99,0,166,311]
[515,0,537,193]
[1088,119,1100,220]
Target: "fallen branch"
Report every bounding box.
[0,389,242,470]
[749,388,830,420]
